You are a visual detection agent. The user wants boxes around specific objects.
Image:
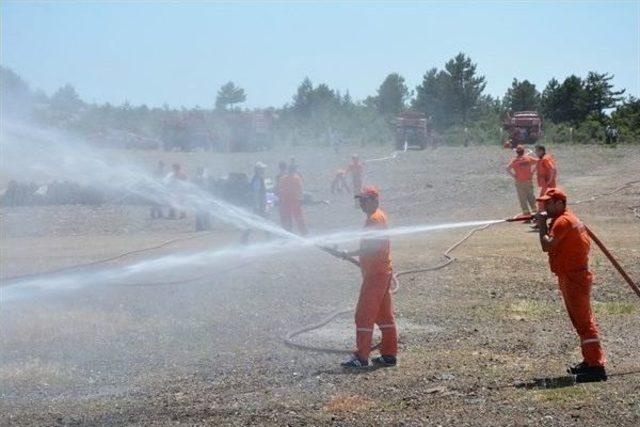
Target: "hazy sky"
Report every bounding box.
[2,1,638,108]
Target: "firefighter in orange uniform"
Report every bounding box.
[506,145,538,218]
[536,188,607,382]
[278,164,308,235]
[534,144,558,209]
[338,186,397,369]
[346,155,364,204]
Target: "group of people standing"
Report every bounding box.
[506,144,557,223]
[149,161,215,231]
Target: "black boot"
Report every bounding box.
[371,355,397,367]
[568,361,589,375]
[574,365,607,383]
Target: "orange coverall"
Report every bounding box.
[548,210,605,367]
[278,173,308,235]
[536,154,558,210]
[507,154,538,215]
[355,209,397,360]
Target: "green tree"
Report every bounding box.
[444,53,487,125]
[612,96,640,133]
[540,78,561,121]
[375,73,410,116]
[291,77,314,117]
[541,75,587,124]
[584,72,625,120]
[50,84,83,112]
[48,84,85,126]
[414,54,486,128]
[215,81,246,110]
[504,79,540,112]
[290,78,341,117]
[413,67,450,127]
[0,66,34,117]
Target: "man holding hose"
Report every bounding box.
[338,186,397,369]
[536,188,607,382]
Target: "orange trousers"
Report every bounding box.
[354,273,397,360]
[558,271,606,367]
[279,203,308,235]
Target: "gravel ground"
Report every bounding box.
[1,143,639,426]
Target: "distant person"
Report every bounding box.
[506,145,537,219]
[534,145,557,212]
[289,157,302,178]
[150,161,165,219]
[193,166,211,231]
[278,164,308,235]
[242,162,269,243]
[346,154,364,205]
[605,125,619,145]
[331,169,351,195]
[165,163,188,219]
[511,127,523,147]
[338,186,397,369]
[329,127,341,153]
[535,188,607,382]
[274,161,288,198]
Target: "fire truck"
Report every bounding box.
[225,111,274,152]
[394,110,433,150]
[162,112,215,152]
[502,111,543,148]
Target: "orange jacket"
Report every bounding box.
[360,209,392,277]
[548,210,590,275]
[278,173,303,207]
[508,155,537,182]
[536,154,557,188]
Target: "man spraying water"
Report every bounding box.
[536,188,607,383]
[337,186,397,369]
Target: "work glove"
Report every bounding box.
[534,211,548,223]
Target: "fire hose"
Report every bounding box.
[506,215,640,298]
[284,222,495,354]
[364,144,408,163]
[586,226,640,298]
[285,183,640,353]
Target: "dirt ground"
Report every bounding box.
[1,143,639,426]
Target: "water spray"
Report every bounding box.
[2,219,503,301]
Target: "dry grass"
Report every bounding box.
[0,359,81,391]
[324,394,376,413]
[594,301,637,315]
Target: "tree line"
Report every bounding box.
[1,52,637,147]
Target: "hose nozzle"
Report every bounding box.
[505,214,534,222]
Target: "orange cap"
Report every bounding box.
[536,187,567,203]
[355,185,380,199]
[515,144,524,154]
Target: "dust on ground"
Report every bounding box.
[1,144,639,426]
